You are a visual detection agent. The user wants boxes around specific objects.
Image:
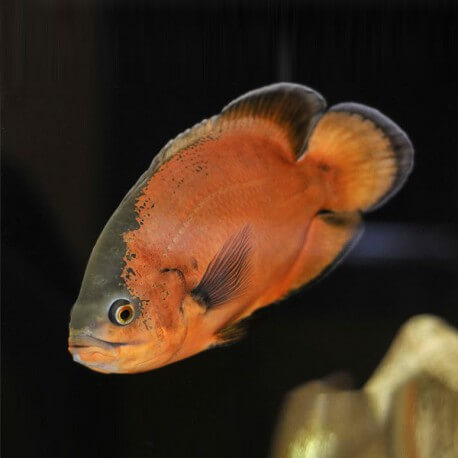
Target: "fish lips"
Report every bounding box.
[68,334,131,374]
[68,334,128,368]
[68,334,126,352]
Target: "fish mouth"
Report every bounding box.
[68,334,127,352]
[68,334,128,372]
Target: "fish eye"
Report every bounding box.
[109,299,135,326]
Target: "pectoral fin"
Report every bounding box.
[191,225,252,309]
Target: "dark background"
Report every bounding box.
[2,1,458,457]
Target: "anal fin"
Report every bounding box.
[290,211,363,291]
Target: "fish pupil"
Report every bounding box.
[120,309,131,321]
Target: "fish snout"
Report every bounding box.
[68,333,123,352]
[68,329,126,370]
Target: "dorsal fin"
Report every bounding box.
[220,83,326,159]
[148,83,327,175]
[148,115,220,176]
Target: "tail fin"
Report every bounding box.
[303,103,414,213]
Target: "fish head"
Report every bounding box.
[68,195,188,374]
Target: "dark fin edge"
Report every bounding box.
[191,225,252,309]
[221,83,327,159]
[330,102,414,212]
[143,83,326,182]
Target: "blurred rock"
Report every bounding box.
[271,315,458,458]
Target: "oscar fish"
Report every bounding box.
[68,83,413,374]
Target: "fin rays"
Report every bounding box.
[191,225,252,309]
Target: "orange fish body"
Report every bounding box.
[68,84,413,373]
